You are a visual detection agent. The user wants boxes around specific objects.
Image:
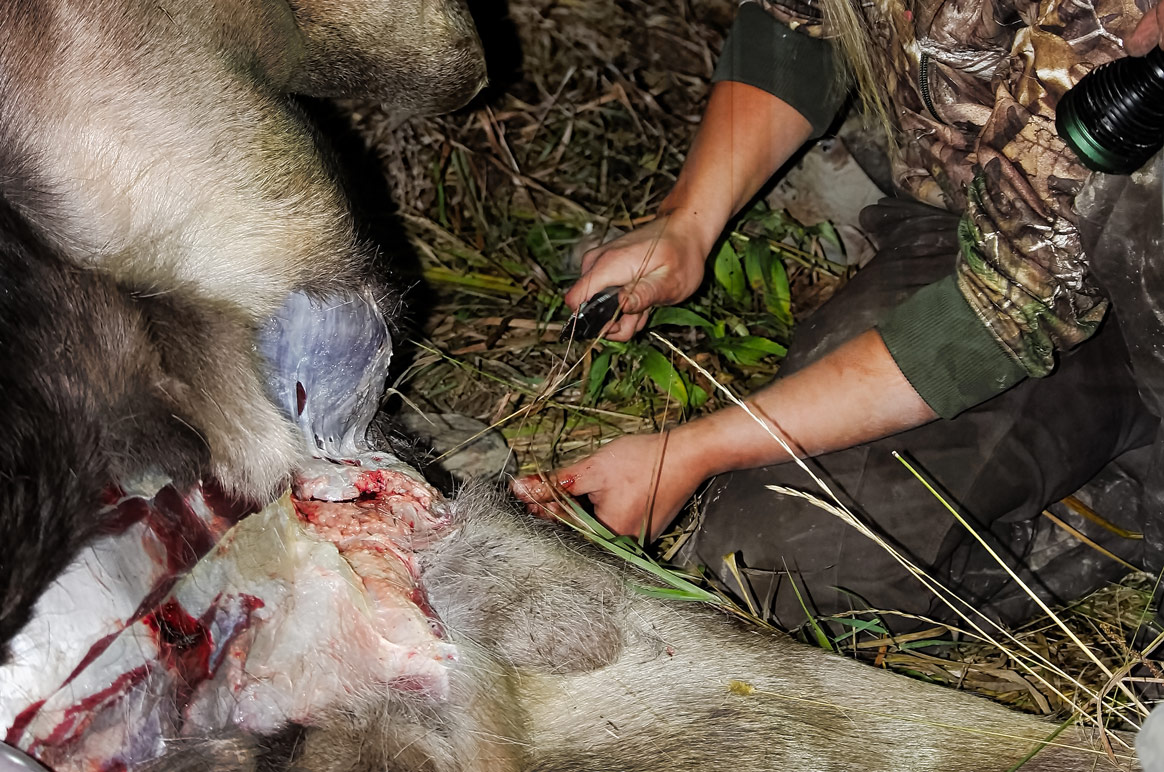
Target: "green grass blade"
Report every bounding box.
[559,498,722,605]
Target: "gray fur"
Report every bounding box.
[0,0,484,659]
[148,484,1136,771]
[0,1,1136,767]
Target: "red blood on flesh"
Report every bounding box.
[63,630,123,685]
[100,485,125,507]
[140,595,264,713]
[4,458,457,769]
[30,665,150,754]
[408,588,444,637]
[145,601,212,690]
[100,496,151,534]
[200,480,259,526]
[151,489,218,573]
[5,701,45,745]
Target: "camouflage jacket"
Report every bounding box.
[727,0,1144,417]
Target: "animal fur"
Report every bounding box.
[0,0,485,659]
[142,484,1135,772]
[0,1,1141,769]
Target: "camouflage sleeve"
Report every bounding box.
[713,1,846,138]
[748,0,827,35]
[877,0,1123,419]
[876,168,1109,421]
[956,173,1107,378]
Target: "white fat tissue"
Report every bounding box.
[0,455,457,772]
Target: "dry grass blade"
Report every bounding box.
[894,452,1149,720]
[346,0,1161,744]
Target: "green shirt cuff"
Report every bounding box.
[877,275,1028,419]
[712,2,845,139]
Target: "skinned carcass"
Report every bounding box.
[0,0,1144,770]
[0,0,485,655]
[1,450,1138,771]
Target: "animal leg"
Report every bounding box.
[284,0,487,113]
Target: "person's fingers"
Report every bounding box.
[1127,7,1162,56]
[589,273,670,340]
[511,472,578,522]
[511,459,601,501]
[617,278,656,314]
[524,497,575,522]
[565,248,645,311]
[603,311,647,341]
[510,472,560,504]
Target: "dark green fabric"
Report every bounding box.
[877,274,1028,419]
[712,2,845,139]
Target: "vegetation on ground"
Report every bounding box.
[342,0,1162,735]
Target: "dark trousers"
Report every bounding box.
[680,199,1157,632]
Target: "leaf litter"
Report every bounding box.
[338,0,1162,732]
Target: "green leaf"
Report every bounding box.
[737,336,788,356]
[649,306,714,330]
[829,617,888,644]
[559,500,722,605]
[714,336,788,366]
[713,241,747,303]
[640,347,689,406]
[611,535,651,557]
[689,384,709,409]
[831,617,888,632]
[899,639,956,651]
[765,254,792,324]
[585,349,613,403]
[628,584,717,602]
[563,496,619,541]
[788,575,833,651]
[524,222,581,275]
[813,220,842,247]
[759,207,793,237]
[743,238,771,294]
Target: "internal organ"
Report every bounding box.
[1,456,455,772]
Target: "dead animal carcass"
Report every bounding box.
[1,454,1138,771]
[0,1,1140,771]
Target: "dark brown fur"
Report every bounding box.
[0,0,485,659]
[0,2,1139,769]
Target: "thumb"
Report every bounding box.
[1127,8,1162,56]
[618,274,667,315]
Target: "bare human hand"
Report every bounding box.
[511,431,708,542]
[1126,3,1163,55]
[561,82,815,342]
[513,330,938,543]
[563,214,710,342]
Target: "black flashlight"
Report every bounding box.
[1057,46,1164,175]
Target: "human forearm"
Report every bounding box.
[513,329,938,539]
[564,81,814,339]
[659,80,814,256]
[674,329,938,479]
